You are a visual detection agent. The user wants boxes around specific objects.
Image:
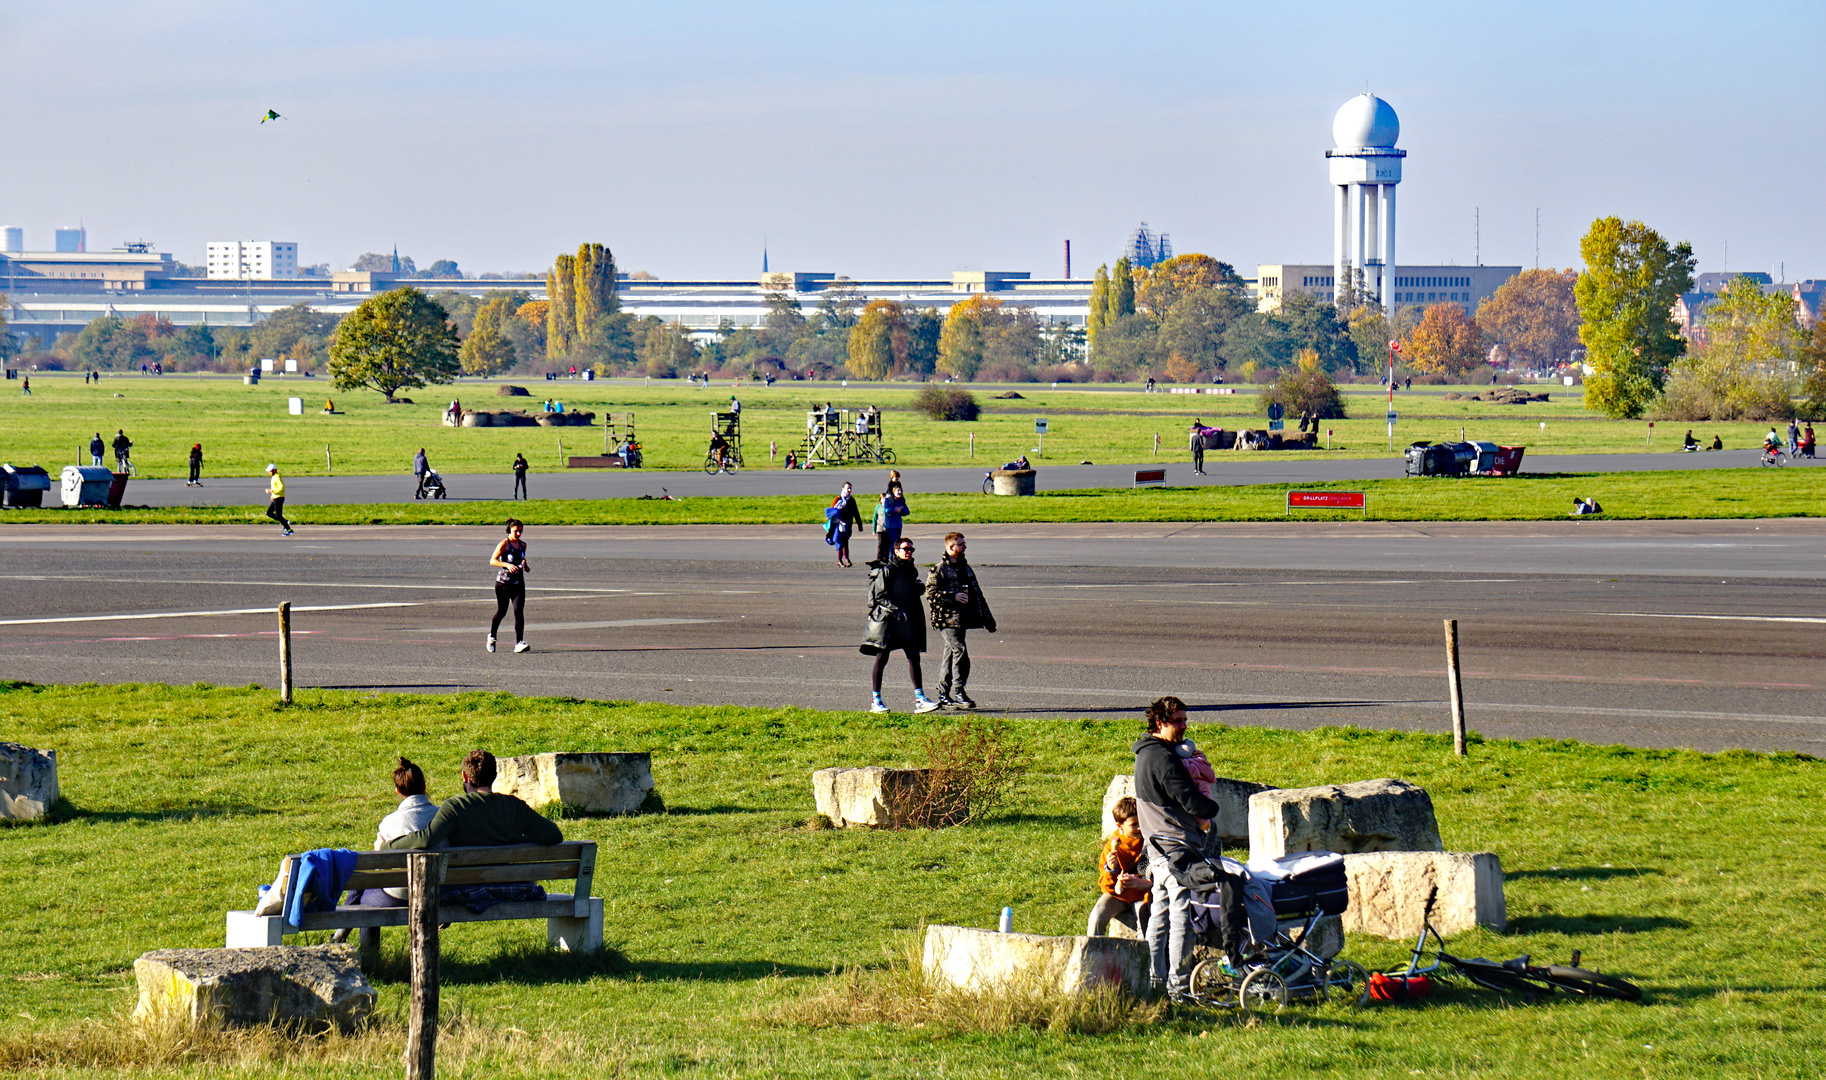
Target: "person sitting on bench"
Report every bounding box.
[384,750,563,850]
[354,757,440,906]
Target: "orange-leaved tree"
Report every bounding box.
[1404,302,1486,380]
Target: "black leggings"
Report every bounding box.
[871,646,924,693]
[491,579,525,641]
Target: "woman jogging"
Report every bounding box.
[488,518,531,653]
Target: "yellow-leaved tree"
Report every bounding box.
[1404,303,1486,380]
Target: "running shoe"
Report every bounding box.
[952,693,977,709]
[913,695,941,714]
[487,636,497,653]
[870,695,888,714]
[513,641,530,653]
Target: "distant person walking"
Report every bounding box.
[1188,420,1205,475]
[413,448,430,497]
[264,464,293,536]
[872,483,909,563]
[187,443,203,486]
[1788,419,1801,455]
[111,429,132,472]
[826,481,864,568]
[19,375,28,396]
[860,536,940,714]
[512,453,529,500]
[488,518,530,654]
[89,433,104,468]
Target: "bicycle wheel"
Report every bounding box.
[724,455,740,475]
[703,455,720,475]
[1238,968,1288,1013]
[1537,965,1643,1001]
[1319,959,1369,1004]
[982,474,994,495]
[879,449,896,465]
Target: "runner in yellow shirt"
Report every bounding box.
[265,464,294,536]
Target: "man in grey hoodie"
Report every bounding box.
[1132,695,1227,1001]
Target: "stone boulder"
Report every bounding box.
[1248,778,1442,859]
[812,766,934,828]
[0,743,58,821]
[497,384,531,397]
[461,410,491,427]
[1342,851,1504,939]
[133,946,374,1032]
[495,752,654,816]
[924,925,1150,997]
[1101,773,1269,847]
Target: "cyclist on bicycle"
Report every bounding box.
[708,429,730,472]
[111,429,133,471]
[1764,427,1781,453]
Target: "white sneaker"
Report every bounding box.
[486,636,496,652]
[914,695,941,714]
[513,641,530,653]
[870,695,888,714]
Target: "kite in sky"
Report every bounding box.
[261,109,283,123]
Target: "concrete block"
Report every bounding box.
[546,895,605,954]
[923,925,1150,997]
[1101,773,1269,847]
[1341,851,1505,939]
[813,766,932,828]
[495,752,653,815]
[0,743,58,821]
[133,946,374,1032]
[1249,778,1442,859]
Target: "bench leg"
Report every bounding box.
[548,897,603,954]
[225,910,287,947]
[359,926,381,968]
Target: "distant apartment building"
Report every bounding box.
[55,226,85,253]
[1254,263,1520,312]
[206,240,298,280]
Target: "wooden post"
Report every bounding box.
[557,437,564,467]
[1444,619,1466,757]
[277,602,293,706]
[405,851,447,1080]
[325,443,333,474]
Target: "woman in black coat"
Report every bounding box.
[860,537,940,714]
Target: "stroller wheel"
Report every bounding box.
[1238,968,1289,1014]
[1188,958,1231,999]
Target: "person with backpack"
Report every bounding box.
[826,481,864,567]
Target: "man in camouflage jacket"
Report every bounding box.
[924,532,996,709]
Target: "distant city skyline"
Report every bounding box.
[1,2,1820,282]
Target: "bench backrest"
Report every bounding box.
[324,841,596,895]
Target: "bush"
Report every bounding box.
[910,716,1026,826]
[912,385,980,421]
[1257,365,1347,419]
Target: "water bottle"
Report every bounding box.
[999,906,1013,934]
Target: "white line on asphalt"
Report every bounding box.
[0,575,641,594]
[0,602,420,626]
[1598,612,1826,625]
[405,618,728,633]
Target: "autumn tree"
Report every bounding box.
[937,294,995,380]
[459,294,520,376]
[1576,217,1696,418]
[546,254,577,358]
[1134,254,1243,316]
[572,243,619,345]
[1404,302,1486,380]
[1476,268,1580,369]
[1801,314,1826,419]
[848,299,908,380]
[1347,306,1394,374]
[638,321,698,378]
[328,287,460,401]
[1109,256,1136,321]
[1658,276,1799,420]
[1087,264,1111,346]
[1258,349,1347,419]
[0,295,18,365]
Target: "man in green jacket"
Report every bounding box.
[384,749,563,850]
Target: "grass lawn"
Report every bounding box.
[0,468,1819,526]
[0,374,1799,480]
[2,682,1823,1077]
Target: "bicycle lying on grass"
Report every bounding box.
[1369,886,1644,1005]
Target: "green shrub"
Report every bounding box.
[912,385,981,421]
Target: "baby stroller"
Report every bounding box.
[1185,850,1365,1011]
[417,468,448,500]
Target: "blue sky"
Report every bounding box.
[2,1,1820,281]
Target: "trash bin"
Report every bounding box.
[106,472,131,508]
[1491,445,1526,476]
[990,468,1036,496]
[61,465,113,508]
[1404,441,1432,477]
[1,463,51,508]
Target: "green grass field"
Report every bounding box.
[0,469,1817,526]
[2,682,1823,1078]
[0,374,1794,480]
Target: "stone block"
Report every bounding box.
[1248,778,1442,859]
[813,766,932,828]
[1101,772,1270,847]
[1341,851,1504,939]
[923,925,1150,997]
[0,743,58,821]
[495,752,653,815]
[133,946,374,1032]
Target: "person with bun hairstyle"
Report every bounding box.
[488,518,531,653]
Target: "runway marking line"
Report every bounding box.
[0,602,419,626]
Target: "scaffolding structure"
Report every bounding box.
[602,412,640,467]
[795,406,894,468]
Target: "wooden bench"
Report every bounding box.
[225,842,602,954]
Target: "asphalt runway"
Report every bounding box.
[4,520,1823,753]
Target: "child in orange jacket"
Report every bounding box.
[1087,796,1152,936]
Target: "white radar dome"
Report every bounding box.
[1332,93,1399,149]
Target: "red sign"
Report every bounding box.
[1287,490,1367,509]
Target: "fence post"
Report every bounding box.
[1444,619,1466,757]
[277,602,293,706]
[405,851,448,1080]
[325,444,332,475]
